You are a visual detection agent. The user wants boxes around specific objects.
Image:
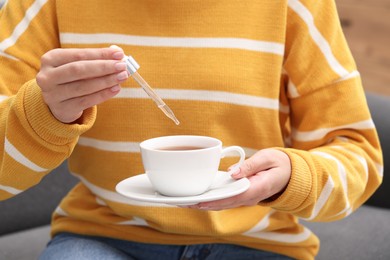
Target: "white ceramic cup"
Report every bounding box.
[139,135,246,197]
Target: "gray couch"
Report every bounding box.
[0,92,389,260]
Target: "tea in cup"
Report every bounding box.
[140,135,246,197]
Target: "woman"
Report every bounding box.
[0,0,382,259]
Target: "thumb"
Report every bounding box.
[230,149,278,179]
[230,157,258,179]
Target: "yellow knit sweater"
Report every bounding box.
[0,0,383,259]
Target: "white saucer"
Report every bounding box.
[115,171,250,205]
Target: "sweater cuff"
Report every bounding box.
[259,148,312,212]
[21,80,97,145]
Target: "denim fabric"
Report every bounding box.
[39,233,293,260]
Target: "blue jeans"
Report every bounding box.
[39,233,293,260]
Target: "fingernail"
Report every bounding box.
[113,51,124,60]
[229,166,241,177]
[116,71,129,81]
[110,85,121,92]
[115,62,126,71]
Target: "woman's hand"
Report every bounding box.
[186,148,292,211]
[36,46,128,123]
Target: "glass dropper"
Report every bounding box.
[123,55,180,125]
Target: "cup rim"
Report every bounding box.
[139,135,222,152]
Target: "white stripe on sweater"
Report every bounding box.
[302,175,334,221]
[78,137,140,153]
[244,203,314,243]
[55,198,148,226]
[332,145,369,181]
[292,119,375,142]
[311,151,351,218]
[77,137,258,157]
[243,209,274,234]
[71,171,174,208]
[287,80,300,98]
[288,0,358,79]
[4,137,47,172]
[0,0,48,55]
[376,163,384,178]
[0,184,23,195]
[93,197,148,226]
[0,95,8,102]
[118,217,149,226]
[60,33,285,55]
[244,226,312,243]
[54,206,69,217]
[116,88,289,112]
[0,51,17,60]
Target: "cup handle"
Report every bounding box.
[221,146,246,174]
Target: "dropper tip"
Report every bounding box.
[170,115,180,125]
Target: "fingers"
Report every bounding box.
[37,46,128,123]
[189,149,292,211]
[41,47,124,67]
[186,174,271,211]
[39,59,128,103]
[49,85,121,123]
[38,47,127,89]
[62,69,127,98]
[187,168,287,211]
[48,59,126,85]
[231,149,277,179]
[43,72,126,104]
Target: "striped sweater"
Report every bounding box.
[0,0,383,259]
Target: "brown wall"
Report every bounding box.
[337,0,390,96]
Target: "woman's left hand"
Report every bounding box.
[185,148,292,211]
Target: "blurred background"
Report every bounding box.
[337,0,390,96]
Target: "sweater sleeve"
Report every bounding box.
[0,0,96,200]
[260,0,383,221]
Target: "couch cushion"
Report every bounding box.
[0,162,78,235]
[302,205,390,260]
[0,225,50,260]
[365,92,390,208]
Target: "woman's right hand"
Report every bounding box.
[36,46,128,123]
